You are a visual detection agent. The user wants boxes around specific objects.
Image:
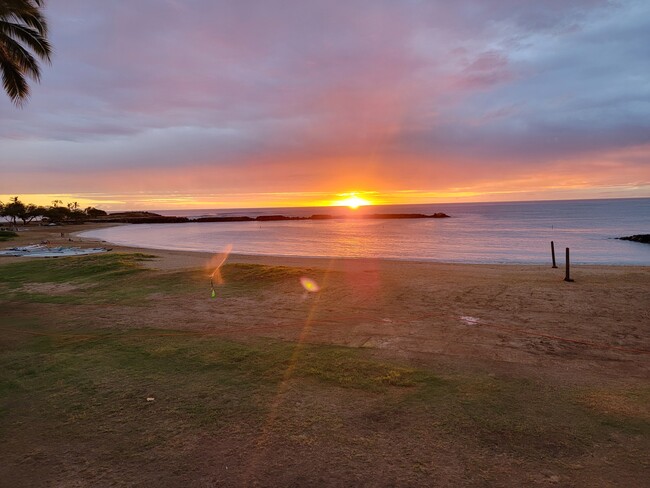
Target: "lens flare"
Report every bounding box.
[208,244,233,298]
[300,277,320,293]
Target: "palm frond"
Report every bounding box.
[0,0,50,105]
[0,1,41,17]
[0,54,29,104]
[1,8,48,36]
[0,33,40,78]
[0,20,51,60]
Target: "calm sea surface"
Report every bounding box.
[79,199,650,265]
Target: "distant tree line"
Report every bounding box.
[0,196,107,225]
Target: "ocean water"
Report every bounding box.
[79,199,650,265]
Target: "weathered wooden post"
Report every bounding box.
[551,241,558,268]
[564,247,574,282]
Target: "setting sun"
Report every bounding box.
[333,194,372,209]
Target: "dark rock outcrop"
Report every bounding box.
[618,234,650,244]
[256,215,301,221]
[108,211,164,218]
[363,213,450,219]
[90,211,452,224]
[196,216,254,222]
[125,217,189,224]
[89,212,189,224]
[192,213,450,222]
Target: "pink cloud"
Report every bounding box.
[0,0,648,207]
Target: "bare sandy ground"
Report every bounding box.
[2,222,649,487]
[3,222,648,386]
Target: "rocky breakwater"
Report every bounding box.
[358,213,450,219]
[618,234,650,244]
[89,211,452,224]
[196,212,451,223]
[89,212,189,224]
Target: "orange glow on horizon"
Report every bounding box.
[3,178,648,213]
[330,193,373,209]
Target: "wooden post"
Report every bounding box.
[551,241,558,268]
[564,247,574,282]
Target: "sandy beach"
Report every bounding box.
[4,222,649,383]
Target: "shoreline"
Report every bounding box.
[78,222,650,268]
[0,221,648,269]
[2,221,647,384]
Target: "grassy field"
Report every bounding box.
[0,230,18,242]
[0,254,648,486]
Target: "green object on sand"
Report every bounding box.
[211,289,216,298]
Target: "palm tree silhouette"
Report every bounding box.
[0,0,52,105]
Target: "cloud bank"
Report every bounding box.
[1,0,648,208]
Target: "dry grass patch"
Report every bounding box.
[577,388,650,420]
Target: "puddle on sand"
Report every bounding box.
[460,316,480,326]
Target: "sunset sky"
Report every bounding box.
[1,0,649,210]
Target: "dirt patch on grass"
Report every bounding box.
[34,259,645,386]
[20,282,91,295]
[578,389,650,420]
